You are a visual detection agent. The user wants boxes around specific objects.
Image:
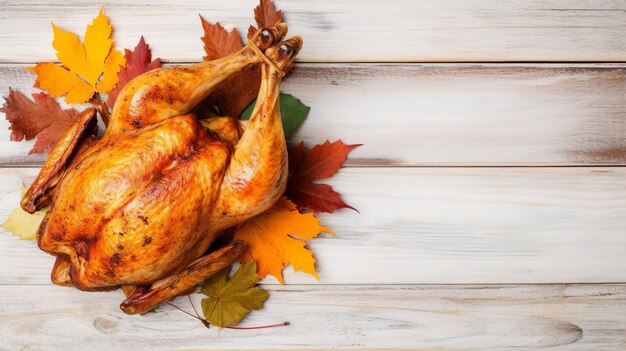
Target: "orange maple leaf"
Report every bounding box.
[197,15,257,117]
[199,15,243,61]
[28,7,125,104]
[233,197,333,284]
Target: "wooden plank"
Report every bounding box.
[1,284,626,350]
[1,0,626,62]
[2,166,626,285]
[1,63,626,166]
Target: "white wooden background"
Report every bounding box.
[1,1,626,350]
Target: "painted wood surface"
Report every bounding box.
[1,63,626,166]
[2,1,625,349]
[2,166,625,285]
[1,0,626,62]
[1,284,626,350]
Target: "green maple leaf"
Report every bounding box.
[200,260,269,327]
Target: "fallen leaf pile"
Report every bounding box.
[0,0,361,327]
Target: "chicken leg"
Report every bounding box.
[120,240,245,314]
[118,37,302,314]
[107,23,289,135]
[22,24,288,215]
[215,37,303,228]
[22,108,97,213]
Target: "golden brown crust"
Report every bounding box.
[30,27,302,312]
[120,240,245,314]
[22,107,98,213]
[200,117,243,145]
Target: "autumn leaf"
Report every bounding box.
[0,89,88,154]
[234,197,333,284]
[28,7,125,104]
[240,93,309,137]
[286,140,360,213]
[197,16,258,118]
[1,188,48,240]
[107,35,161,110]
[200,16,243,61]
[200,261,269,327]
[198,0,288,118]
[247,0,283,39]
[1,207,47,240]
[106,36,162,108]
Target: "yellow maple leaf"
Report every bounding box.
[233,197,334,284]
[28,7,125,104]
[1,206,48,241]
[1,188,48,240]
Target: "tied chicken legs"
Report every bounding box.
[21,23,302,314]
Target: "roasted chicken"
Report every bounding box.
[21,23,302,314]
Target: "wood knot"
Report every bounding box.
[92,315,119,334]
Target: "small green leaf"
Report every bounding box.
[240,93,309,137]
[200,261,269,327]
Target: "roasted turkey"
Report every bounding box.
[21,23,302,314]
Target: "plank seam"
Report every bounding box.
[3,282,626,286]
[3,164,626,169]
[2,61,626,65]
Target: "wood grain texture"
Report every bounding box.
[2,1,625,349]
[1,63,626,166]
[1,0,626,62]
[1,284,626,350]
[2,166,626,285]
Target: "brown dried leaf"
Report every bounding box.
[200,15,243,61]
[248,0,283,39]
[1,89,81,154]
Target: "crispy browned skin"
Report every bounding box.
[23,23,302,314]
[108,23,289,134]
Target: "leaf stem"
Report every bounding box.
[166,298,289,331]
[165,301,203,322]
[188,294,202,320]
[225,322,290,330]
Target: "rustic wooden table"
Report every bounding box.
[1,1,626,350]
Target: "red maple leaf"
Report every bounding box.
[106,36,161,108]
[248,0,283,39]
[286,140,361,213]
[1,89,86,154]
